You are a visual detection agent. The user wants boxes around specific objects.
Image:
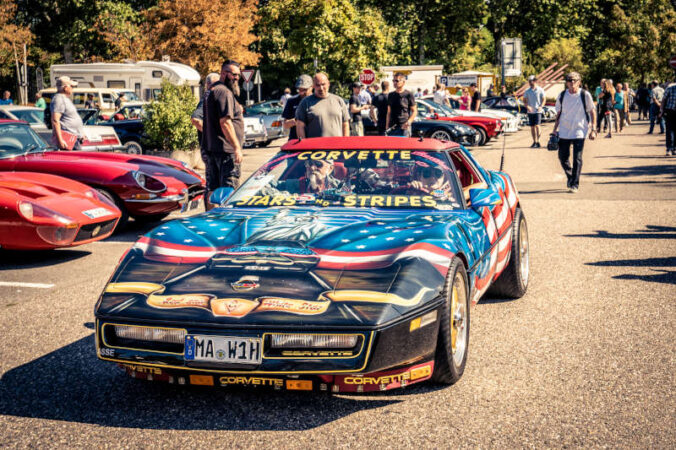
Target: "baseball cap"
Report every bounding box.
[352,81,362,88]
[56,76,78,88]
[295,74,312,89]
[528,75,537,81]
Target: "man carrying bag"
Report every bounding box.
[551,72,597,193]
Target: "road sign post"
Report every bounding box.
[501,38,522,87]
[254,70,262,103]
[241,69,255,105]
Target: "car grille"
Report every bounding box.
[74,218,117,242]
[187,184,205,200]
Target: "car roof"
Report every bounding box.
[281,136,459,151]
[0,105,41,111]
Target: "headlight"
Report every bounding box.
[18,200,73,225]
[131,170,166,192]
[270,334,358,349]
[114,325,185,344]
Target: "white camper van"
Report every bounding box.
[49,60,201,101]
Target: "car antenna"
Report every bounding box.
[499,129,506,171]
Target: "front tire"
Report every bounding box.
[432,257,470,385]
[96,188,128,231]
[124,140,143,155]
[488,208,529,298]
[430,129,453,141]
[474,127,487,146]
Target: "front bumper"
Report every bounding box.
[124,185,205,216]
[245,131,268,146]
[95,302,441,391]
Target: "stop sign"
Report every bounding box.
[359,69,375,85]
[670,55,676,69]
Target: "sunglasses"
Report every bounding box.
[421,167,443,179]
[305,160,329,168]
[225,71,241,78]
[565,78,579,82]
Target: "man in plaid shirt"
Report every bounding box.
[660,78,676,156]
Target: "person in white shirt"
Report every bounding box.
[280,88,292,107]
[552,72,597,193]
[433,83,450,106]
[523,75,546,147]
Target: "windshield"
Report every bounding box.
[246,102,283,115]
[227,150,463,210]
[0,123,48,158]
[10,109,45,125]
[426,100,458,116]
[120,91,140,102]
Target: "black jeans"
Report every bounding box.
[558,138,585,189]
[665,110,676,150]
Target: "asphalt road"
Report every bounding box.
[1,115,674,448]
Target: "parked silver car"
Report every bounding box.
[244,100,287,145]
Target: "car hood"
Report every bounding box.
[98,206,469,327]
[15,150,203,187]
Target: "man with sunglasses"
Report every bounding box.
[203,60,244,208]
[553,72,597,193]
[386,72,417,137]
[273,159,340,194]
[408,164,454,201]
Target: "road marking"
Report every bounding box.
[0,282,54,289]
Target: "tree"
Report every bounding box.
[0,0,34,101]
[258,0,396,93]
[143,79,198,151]
[94,1,151,61]
[145,0,260,76]
[536,37,588,76]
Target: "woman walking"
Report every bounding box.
[599,80,615,138]
[614,82,626,133]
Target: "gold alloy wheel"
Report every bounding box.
[450,273,468,367]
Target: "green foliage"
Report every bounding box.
[94,1,150,61]
[143,79,198,151]
[536,38,588,76]
[258,0,397,92]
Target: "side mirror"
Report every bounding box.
[469,188,502,208]
[209,187,234,206]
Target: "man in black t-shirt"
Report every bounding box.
[282,74,313,141]
[370,80,391,135]
[203,60,244,207]
[386,72,417,137]
[349,81,369,136]
[470,82,481,112]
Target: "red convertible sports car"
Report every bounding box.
[0,120,205,229]
[0,172,121,250]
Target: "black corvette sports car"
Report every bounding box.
[95,136,529,393]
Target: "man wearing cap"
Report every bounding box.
[295,72,350,138]
[282,75,313,141]
[51,76,85,150]
[349,81,370,136]
[523,75,546,147]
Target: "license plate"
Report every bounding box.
[185,335,262,364]
[181,195,202,213]
[82,207,113,219]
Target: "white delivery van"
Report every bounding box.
[49,60,201,101]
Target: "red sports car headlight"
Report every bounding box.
[17,201,73,225]
[132,171,166,193]
[36,225,79,246]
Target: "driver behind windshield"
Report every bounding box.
[409,163,454,200]
[272,158,341,194]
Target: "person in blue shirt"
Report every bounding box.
[0,90,13,105]
[614,83,626,133]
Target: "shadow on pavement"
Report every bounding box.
[0,334,412,430]
[0,249,90,270]
[613,269,675,285]
[102,220,164,243]
[517,188,570,195]
[585,163,676,181]
[565,224,676,240]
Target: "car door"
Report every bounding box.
[449,149,513,302]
